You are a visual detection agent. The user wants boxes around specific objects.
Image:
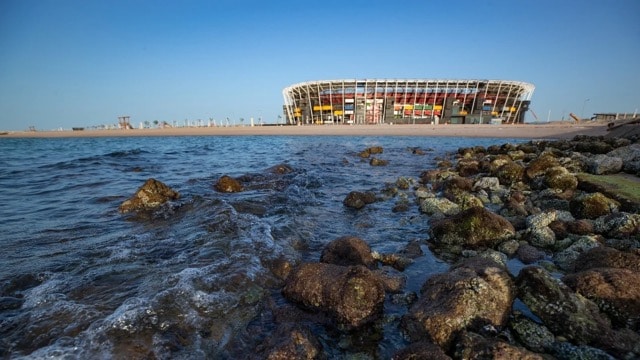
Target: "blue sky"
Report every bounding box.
[0,0,638,130]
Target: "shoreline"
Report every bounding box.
[0,123,608,139]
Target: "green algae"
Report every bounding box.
[577,173,640,210]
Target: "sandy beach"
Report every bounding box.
[1,122,608,139]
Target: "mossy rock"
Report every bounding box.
[569,192,620,220]
[576,173,640,212]
[496,162,524,186]
[545,166,578,191]
[525,154,560,179]
[430,206,515,248]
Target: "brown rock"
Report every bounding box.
[369,157,389,166]
[401,257,515,350]
[343,191,376,209]
[392,341,451,360]
[214,175,243,193]
[525,154,560,179]
[564,268,640,330]
[282,263,385,328]
[453,331,546,360]
[258,323,323,359]
[573,247,640,272]
[119,178,180,213]
[320,236,376,268]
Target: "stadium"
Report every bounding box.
[282,79,535,125]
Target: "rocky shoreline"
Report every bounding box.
[119,132,639,358]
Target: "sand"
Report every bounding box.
[0,123,608,139]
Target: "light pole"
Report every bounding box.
[581,98,590,120]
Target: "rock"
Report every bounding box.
[392,340,452,360]
[528,226,556,248]
[517,244,546,264]
[343,191,376,209]
[419,197,460,217]
[588,154,623,175]
[573,246,640,272]
[495,161,525,186]
[267,163,294,174]
[472,177,501,191]
[545,166,578,191]
[320,236,376,268]
[563,268,640,330]
[119,178,180,213]
[570,192,620,219]
[516,266,611,345]
[430,207,515,249]
[369,157,389,166]
[257,323,323,359]
[456,158,480,177]
[594,212,640,238]
[358,146,383,158]
[509,315,555,353]
[567,219,595,235]
[553,235,601,271]
[453,331,545,360]
[525,154,560,180]
[373,252,413,271]
[214,175,243,193]
[401,257,515,350]
[574,140,613,154]
[607,143,640,174]
[282,263,385,328]
[373,267,407,293]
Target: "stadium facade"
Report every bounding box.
[282,79,535,125]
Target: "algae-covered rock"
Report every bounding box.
[401,257,515,349]
[526,154,560,179]
[453,331,545,360]
[570,192,620,219]
[545,166,578,191]
[516,266,611,345]
[214,175,243,193]
[430,207,515,249]
[119,178,180,213]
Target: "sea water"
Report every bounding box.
[0,135,524,358]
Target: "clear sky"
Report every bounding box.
[1,0,638,130]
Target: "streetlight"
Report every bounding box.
[581,98,590,120]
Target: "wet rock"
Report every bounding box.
[516,266,611,345]
[528,226,556,248]
[214,175,243,193]
[119,178,180,213]
[392,340,451,360]
[282,263,385,328]
[587,154,623,175]
[0,296,24,310]
[373,267,407,293]
[320,236,376,268]
[569,192,620,219]
[453,331,545,360]
[369,157,389,166]
[401,257,515,350]
[256,323,323,359]
[563,268,640,330]
[267,163,294,174]
[358,146,383,158]
[372,252,413,271]
[573,246,640,272]
[419,168,456,188]
[547,342,617,360]
[430,207,515,250]
[343,191,376,209]
[509,314,555,353]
